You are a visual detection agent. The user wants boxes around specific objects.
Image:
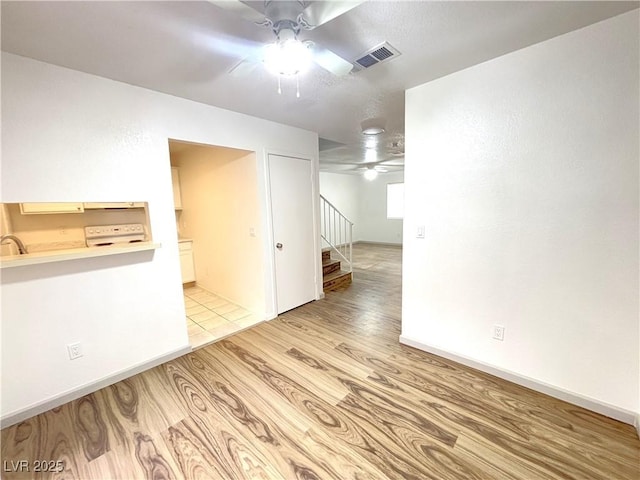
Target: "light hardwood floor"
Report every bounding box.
[2,243,639,479]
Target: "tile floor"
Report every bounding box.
[183,285,263,349]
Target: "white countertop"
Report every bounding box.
[0,242,161,269]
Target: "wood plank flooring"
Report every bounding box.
[2,243,639,479]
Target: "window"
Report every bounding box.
[387,182,404,219]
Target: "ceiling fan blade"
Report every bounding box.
[313,46,352,76]
[228,58,261,77]
[227,44,265,77]
[378,159,405,165]
[302,1,364,29]
[208,0,266,24]
[324,163,379,169]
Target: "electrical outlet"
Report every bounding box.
[67,342,83,360]
[493,325,505,341]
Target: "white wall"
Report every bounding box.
[319,172,361,242]
[359,171,404,244]
[173,146,264,312]
[0,53,318,425]
[402,11,639,421]
[319,171,404,245]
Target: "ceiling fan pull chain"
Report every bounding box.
[296,74,300,98]
[277,75,282,95]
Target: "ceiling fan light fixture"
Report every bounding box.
[364,168,378,181]
[361,117,386,136]
[264,39,312,76]
[362,126,385,135]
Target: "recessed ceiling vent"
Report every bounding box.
[352,42,401,72]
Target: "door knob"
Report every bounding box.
[276,243,283,249]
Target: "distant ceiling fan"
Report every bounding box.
[361,163,387,180]
[208,0,362,95]
[322,157,403,179]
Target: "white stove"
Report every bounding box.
[85,224,145,247]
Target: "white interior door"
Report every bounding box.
[269,154,317,314]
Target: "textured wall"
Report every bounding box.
[1,53,317,422]
[358,171,404,245]
[175,147,264,312]
[319,171,405,244]
[319,172,361,242]
[402,11,639,416]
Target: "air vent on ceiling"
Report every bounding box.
[352,42,401,72]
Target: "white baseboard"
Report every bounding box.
[0,345,192,429]
[354,240,402,247]
[399,335,637,426]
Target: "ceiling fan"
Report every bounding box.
[208,1,362,94]
[322,157,403,179]
[361,163,388,180]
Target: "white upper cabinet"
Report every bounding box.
[19,202,146,214]
[83,202,145,209]
[20,203,84,214]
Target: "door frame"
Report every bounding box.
[261,148,323,319]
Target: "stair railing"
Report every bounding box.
[320,195,353,272]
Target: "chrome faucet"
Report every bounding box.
[0,234,27,254]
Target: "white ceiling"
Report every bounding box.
[2,1,638,174]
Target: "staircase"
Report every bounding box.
[322,249,352,291]
[320,195,353,291]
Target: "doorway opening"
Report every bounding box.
[168,139,264,349]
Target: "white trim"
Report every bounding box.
[399,335,637,426]
[266,145,323,302]
[259,148,278,320]
[265,150,321,315]
[354,240,402,247]
[0,345,191,429]
[635,413,640,439]
[310,151,324,301]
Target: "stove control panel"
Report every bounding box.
[85,224,145,247]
